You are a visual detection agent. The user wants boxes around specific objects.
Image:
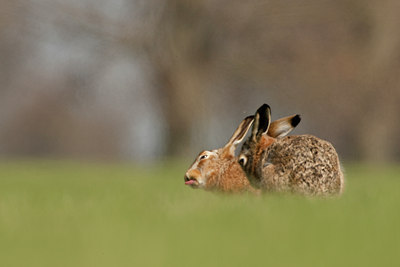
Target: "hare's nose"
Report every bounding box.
[184,171,194,182]
[184,173,190,182]
[184,169,201,181]
[184,170,198,182]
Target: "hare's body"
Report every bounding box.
[184,111,301,193]
[239,104,344,196]
[255,135,343,195]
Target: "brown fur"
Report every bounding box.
[256,135,344,195]
[203,152,255,192]
[251,135,275,176]
[239,105,344,196]
[184,116,259,194]
[185,148,259,193]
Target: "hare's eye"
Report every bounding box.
[238,155,247,166]
[199,154,208,160]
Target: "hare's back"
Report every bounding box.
[265,134,343,195]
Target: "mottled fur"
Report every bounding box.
[240,104,344,196]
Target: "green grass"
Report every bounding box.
[0,160,399,267]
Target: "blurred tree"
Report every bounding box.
[147,0,213,156]
[0,0,399,161]
[147,0,400,161]
[356,0,400,162]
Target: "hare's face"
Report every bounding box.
[184,150,220,189]
[184,115,254,192]
[238,103,300,177]
[238,139,254,174]
[239,135,276,185]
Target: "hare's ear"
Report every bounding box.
[268,114,301,138]
[224,116,254,155]
[251,104,271,142]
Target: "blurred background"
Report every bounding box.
[1,2,400,266]
[1,0,399,163]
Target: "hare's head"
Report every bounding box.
[184,116,254,192]
[239,104,300,179]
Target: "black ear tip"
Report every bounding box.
[257,103,271,114]
[261,103,270,109]
[255,104,271,134]
[291,114,301,127]
[245,115,255,121]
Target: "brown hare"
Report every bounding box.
[184,112,301,193]
[239,104,344,196]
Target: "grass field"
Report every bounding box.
[0,160,399,267]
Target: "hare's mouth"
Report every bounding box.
[184,176,200,187]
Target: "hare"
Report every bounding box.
[184,116,257,193]
[184,111,301,193]
[239,104,344,196]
